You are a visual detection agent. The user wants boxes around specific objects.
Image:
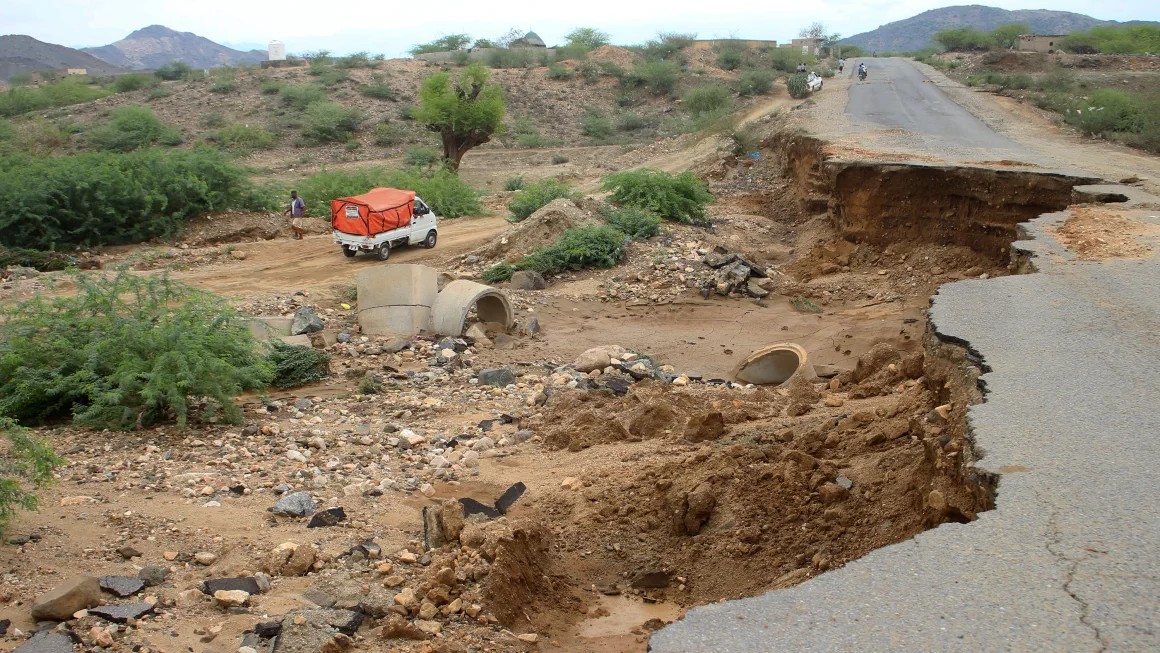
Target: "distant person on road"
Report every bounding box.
[838,58,845,72]
[284,190,307,240]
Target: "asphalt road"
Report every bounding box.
[845,58,1020,150]
[649,62,1160,653]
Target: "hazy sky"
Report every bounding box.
[3,0,1157,55]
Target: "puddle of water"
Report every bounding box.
[576,594,682,639]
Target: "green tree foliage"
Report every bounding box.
[601,206,661,239]
[413,63,506,172]
[787,72,810,98]
[565,28,611,51]
[301,101,360,143]
[1060,25,1160,54]
[0,147,271,249]
[0,78,109,117]
[409,34,472,55]
[113,72,160,92]
[738,70,775,96]
[0,419,63,534]
[682,85,731,117]
[87,104,181,152]
[209,123,276,154]
[0,273,273,428]
[515,226,626,275]
[507,178,580,221]
[1067,89,1145,134]
[155,61,193,80]
[268,342,330,389]
[280,83,327,110]
[580,106,614,139]
[600,169,713,225]
[295,166,481,218]
[990,23,1030,50]
[934,28,993,52]
[482,263,513,283]
[7,73,34,86]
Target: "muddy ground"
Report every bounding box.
[0,101,1071,653]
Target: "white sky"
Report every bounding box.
[3,1,1157,56]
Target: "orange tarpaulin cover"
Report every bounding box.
[331,188,416,237]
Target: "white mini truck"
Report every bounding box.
[330,188,438,261]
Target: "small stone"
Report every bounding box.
[293,398,314,411]
[518,633,539,643]
[137,565,169,587]
[291,306,324,335]
[823,396,845,407]
[88,602,154,623]
[99,576,145,598]
[510,270,548,290]
[477,367,515,387]
[194,552,218,565]
[272,492,316,517]
[684,411,725,442]
[560,477,583,490]
[30,577,101,621]
[419,484,436,497]
[398,551,418,564]
[306,507,347,528]
[162,551,178,561]
[117,546,142,559]
[836,475,853,490]
[204,577,261,595]
[415,620,442,635]
[213,590,250,608]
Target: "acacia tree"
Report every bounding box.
[414,63,506,173]
[990,23,1030,50]
[566,27,611,50]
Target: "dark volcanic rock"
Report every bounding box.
[203,577,261,595]
[89,602,154,623]
[99,576,144,597]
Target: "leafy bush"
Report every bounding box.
[410,34,472,55]
[738,70,775,96]
[551,155,570,165]
[1034,69,1076,93]
[268,341,330,389]
[0,147,272,249]
[0,79,109,117]
[210,123,276,154]
[1060,25,1160,54]
[208,73,237,93]
[626,61,682,96]
[145,87,173,101]
[600,61,628,78]
[7,73,34,86]
[787,72,809,98]
[1066,89,1143,134]
[295,166,481,218]
[155,61,193,81]
[373,122,406,145]
[934,27,992,52]
[0,246,76,272]
[0,119,15,142]
[616,111,652,131]
[578,62,601,83]
[0,273,273,428]
[0,419,63,534]
[280,83,327,110]
[547,63,574,81]
[337,51,377,69]
[507,178,580,221]
[683,85,731,116]
[601,169,713,225]
[260,80,284,95]
[301,101,360,143]
[113,73,159,93]
[360,80,396,99]
[515,226,626,275]
[482,263,514,283]
[717,49,743,71]
[405,145,440,167]
[87,104,182,152]
[317,69,349,87]
[602,206,661,239]
[581,106,614,139]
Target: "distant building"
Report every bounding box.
[510,31,546,48]
[66,68,87,76]
[1017,34,1066,53]
[268,40,286,61]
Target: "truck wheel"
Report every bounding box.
[424,230,437,249]
[342,246,357,258]
[376,244,391,261]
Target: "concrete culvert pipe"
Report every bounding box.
[430,280,514,336]
[357,264,439,336]
[732,343,816,386]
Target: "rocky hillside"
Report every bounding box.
[82,25,266,71]
[0,35,125,80]
[842,4,1156,53]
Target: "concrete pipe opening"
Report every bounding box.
[429,280,514,336]
[732,343,815,386]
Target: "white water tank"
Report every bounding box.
[268,40,286,61]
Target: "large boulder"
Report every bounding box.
[291,307,324,335]
[273,491,316,517]
[510,270,547,291]
[477,367,515,387]
[30,576,101,621]
[573,345,627,373]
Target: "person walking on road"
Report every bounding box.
[284,190,307,240]
[838,58,845,73]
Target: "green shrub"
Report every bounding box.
[1060,25,1160,54]
[504,175,526,191]
[627,60,682,96]
[268,341,330,389]
[145,87,173,101]
[547,63,574,80]
[0,273,273,428]
[602,206,661,239]
[581,106,614,139]
[787,72,809,98]
[1035,69,1076,93]
[551,155,570,165]
[87,104,182,151]
[0,419,63,534]
[0,79,109,117]
[738,70,775,96]
[317,69,349,87]
[717,49,743,71]
[301,101,360,143]
[398,104,416,120]
[515,225,626,275]
[0,119,14,142]
[280,83,327,110]
[482,263,514,283]
[404,145,440,167]
[683,85,731,116]
[210,123,276,154]
[507,178,580,221]
[373,122,406,145]
[7,73,34,86]
[13,117,69,155]
[201,112,227,128]
[360,80,396,99]
[113,73,159,93]
[726,123,762,157]
[1067,89,1143,134]
[295,166,481,218]
[600,61,628,78]
[600,169,713,225]
[0,147,272,249]
[260,80,284,95]
[337,51,376,69]
[208,73,237,93]
[934,27,993,52]
[578,62,601,83]
[616,111,652,132]
[155,61,193,81]
[0,246,75,272]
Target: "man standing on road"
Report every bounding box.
[838,58,845,73]
[284,190,307,240]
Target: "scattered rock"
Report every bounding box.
[510,270,547,290]
[137,566,169,587]
[204,577,261,595]
[573,345,627,373]
[194,552,218,566]
[684,411,725,442]
[518,633,539,643]
[30,577,101,621]
[117,546,142,559]
[682,483,716,535]
[380,614,426,640]
[307,507,347,528]
[213,589,250,608]
[88,602,154,623]
[291,307,324,335]
[819,483,849,505]
[273,492,316,518]
[13,631,78,653]
[99,576,144,598]
[477,367,515,387]
[265,542,316,577]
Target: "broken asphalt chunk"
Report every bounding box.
[88,602,154,623]
[98,576,144,598]
[202,577,261,596]
[307,507,347,528]
[495,482,527,515]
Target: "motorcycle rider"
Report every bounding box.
[857,62,867,80]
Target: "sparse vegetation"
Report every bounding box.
[626,60,682,96]
[360,76,396,99]
[269,341,330,389]
[601,169,713,225]
[934,27,993,52]
[280,83,327,110]
[682,85,731,117]
[551,155,570,165]
[738,70,775,96]
[482,263,514,283]
[113,73,160,93]
[503,176,526,191]
[86,104,182,152]
[373,122,406,146]
[155,61,193,81]
[300,101,360,143]
[404,146,440,168]
[0,78,110,117]
[514,225,626,275]
[0,419,63,535]
[1060,25,1160,54]
[547,63,574,80]
[601,206,662,239]
[0,273,273,428]
[507,178,580,221]
[295,166,481,218]
[209,123,276,154]
[580,106,614,139]
[208,71,238,93]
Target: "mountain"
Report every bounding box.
[842,5,1158,53]
[0,34,126,81]
[82,25,267,71]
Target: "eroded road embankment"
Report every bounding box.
[650,129,1159,651]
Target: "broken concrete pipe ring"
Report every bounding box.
[356,264,439,336]
[732,343,816,386]
[429,280,514,337]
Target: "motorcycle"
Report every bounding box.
[858,69,867,81]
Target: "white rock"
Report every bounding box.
[213,589,250,608]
